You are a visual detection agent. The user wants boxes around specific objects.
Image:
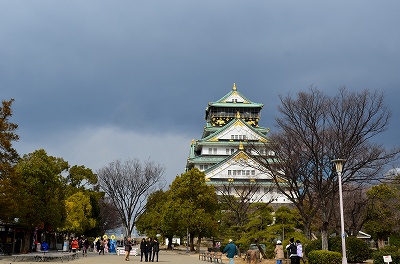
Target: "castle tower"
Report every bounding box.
[186,83,289,204]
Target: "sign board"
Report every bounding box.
[383,255,392,263]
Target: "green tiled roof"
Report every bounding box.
[206,83,264,110]
[200,117,268,142]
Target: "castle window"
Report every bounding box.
[226,148,230,154]
[228,170,231,175]
[208,148,212,154]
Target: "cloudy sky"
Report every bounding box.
[1,1,399,184]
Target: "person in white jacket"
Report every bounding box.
[296,240,303,264]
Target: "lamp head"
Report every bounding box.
[331,159,346,173]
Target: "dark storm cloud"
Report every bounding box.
[1,1,399,181]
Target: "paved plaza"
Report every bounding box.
[1,250,213,264]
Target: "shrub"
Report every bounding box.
[308,250,341,264]
[305,237,371,262]
[372,249,400,264]
[304,239,322,255]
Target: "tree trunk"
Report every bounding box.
[196,235,201,253]
[166,235,173,250]
[190,233,195,251]
[321,223,329,250]
[377,238,385,249]
[22,231,31,253]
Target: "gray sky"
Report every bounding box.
[1,1,399,184]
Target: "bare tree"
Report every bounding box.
[97,158,165,237]
[245,87,399,250]
[216,180,273,227]
[98,197,123,235]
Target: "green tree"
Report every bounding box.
[59,191,97,235]
[364,184,400,249]
[0,99,20,222]
[11,149,69,252]
[0,99,19,179]
[136,190,180,248]
[168,168,220,252]
[63,165,98,189]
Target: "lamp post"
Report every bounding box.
[332,159,347,264]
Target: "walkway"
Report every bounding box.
[1,250,211,264]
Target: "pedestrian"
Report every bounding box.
[98,239,105,255]
[83,238,89,257]
[274,240,284,264]
[95,239,100,253]
[71,238,79,253]
[152,238,160,262]
[285,238,297,264]
[223,239,238,264]
[146,237,153,262]
[296,240,303,264]
[125,238,132,261]
[140,238,146,262]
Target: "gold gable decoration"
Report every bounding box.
[234,152,248,161]
[233,120,245,127]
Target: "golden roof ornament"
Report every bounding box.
[239,141,244,150]
[236,111,241,118]
[233,83,237,91]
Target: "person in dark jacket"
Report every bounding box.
[285,238,297,264]
[125,238,132,261]
[145,237,153,262]
[223,239,238,264]
[151,238,160,262]
[140,238,146,262]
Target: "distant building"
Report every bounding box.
[186,83,290,204]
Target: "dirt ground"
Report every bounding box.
[235,257,283,264]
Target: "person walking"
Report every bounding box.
[223,239,238,264]
[152,238,160,262]
[296,240,303,264]
[99,239,105,255]
[82,238,89,257]
[274,240,284,264]
[140,238,146,262]
[145,237,153,262]
[71,238,79,253]
[285,238,297,264]
[125,238,132,261]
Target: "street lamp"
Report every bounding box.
[332,159,347,264]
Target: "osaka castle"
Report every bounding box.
[185,83,290,204]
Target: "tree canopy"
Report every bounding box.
[0,98,19,179]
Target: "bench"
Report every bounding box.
[12,252,78,262]
[198,250,207,261]
[210,252,223,263]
